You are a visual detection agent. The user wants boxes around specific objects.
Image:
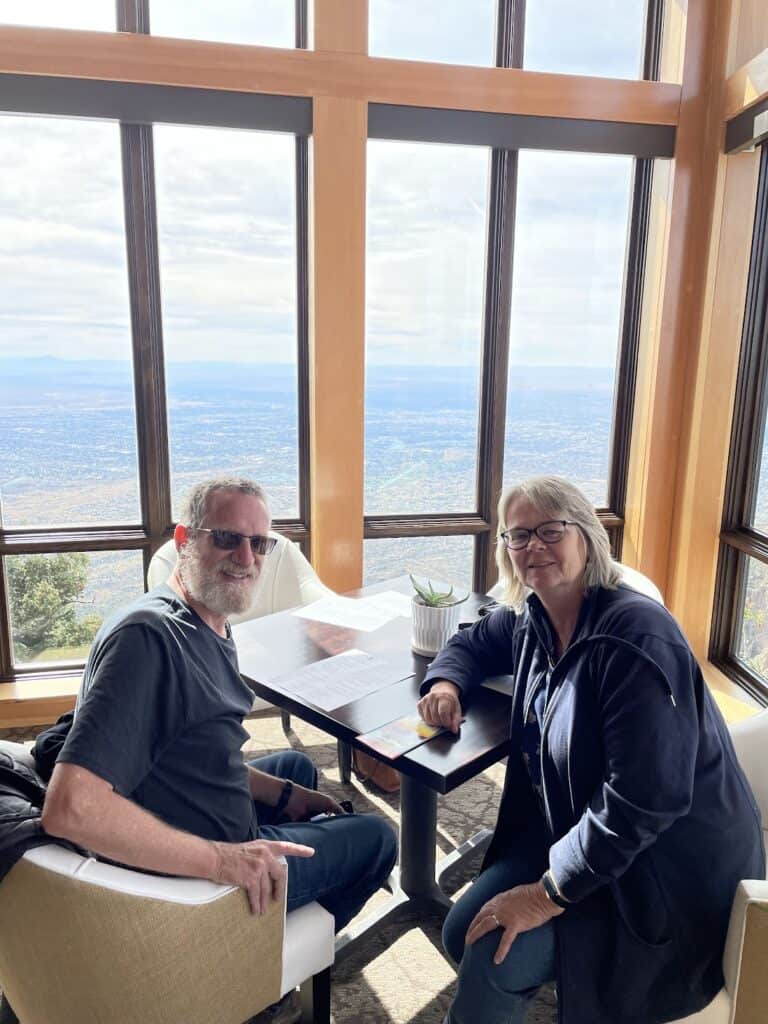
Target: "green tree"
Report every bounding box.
[7,553,102,661]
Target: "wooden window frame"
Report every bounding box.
[710,144,768,706]
[364,0,664,594]
[0,0,311,685]
[0,0,671,689]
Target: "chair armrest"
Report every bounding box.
[22,843,235,904]
[723,879,768,1024]
[0,846,285,1024]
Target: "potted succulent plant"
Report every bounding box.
[409,574,468,657]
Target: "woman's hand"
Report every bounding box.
[465,882,564,964]
[417,680,463,733]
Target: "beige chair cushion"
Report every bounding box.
[0,855,283,1024]
[0,844,334,1023]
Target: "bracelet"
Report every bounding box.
[273,779,293,817]
[541,869,569,909]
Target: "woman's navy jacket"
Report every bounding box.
[422,584,765,1024]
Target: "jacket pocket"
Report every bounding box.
[610,853,673,948]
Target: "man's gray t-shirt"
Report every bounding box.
[59,585,258,843]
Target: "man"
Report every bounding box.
[43,477,397,1019]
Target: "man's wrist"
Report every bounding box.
[272,779,293,816]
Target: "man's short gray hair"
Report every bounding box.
[179,477,270,530]
[495,475,620,612]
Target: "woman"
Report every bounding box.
[418,476,764,1024]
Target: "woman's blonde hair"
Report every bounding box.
[495,476,620,612]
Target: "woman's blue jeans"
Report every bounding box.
[249,750,397,932]
[442,851,556,1024]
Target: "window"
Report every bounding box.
[148,0,295,47]
[0,0,115,31]
[0,1,665,688]
[711,146,768,702]
[0,115,138,527]
[368,0,496,66]
[365,141,489,516]
[0,109,308,685]
[153,125,300,520]
[505,151,635,506]
[364,536,475,589]
[524,0,647,79]
[6,551,145,666]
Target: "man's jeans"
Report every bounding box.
[249,750,397,932]
[442,849,556,1024]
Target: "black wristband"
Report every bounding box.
[273,779,293,816]
[541,869,569,909]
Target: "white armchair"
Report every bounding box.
[672,710,768,1023]
[487,559,664,604]
[0,740,335,1024]
[0,845,334,1024]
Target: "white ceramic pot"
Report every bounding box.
[411,597,464,657]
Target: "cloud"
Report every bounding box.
[1,4,644,367]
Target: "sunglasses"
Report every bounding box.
[193,527,277,556]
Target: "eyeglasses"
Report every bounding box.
[500,520,578,551]
[193,528,277,556]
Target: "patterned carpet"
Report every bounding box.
[1,716,557,1024]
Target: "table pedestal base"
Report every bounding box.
[334,774,493,961]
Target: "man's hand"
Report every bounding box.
[211,838,315,915]
[284,783,345,822]
[465,882,564,965]
[417,680,463,733]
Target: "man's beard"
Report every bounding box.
[178,541,259,618]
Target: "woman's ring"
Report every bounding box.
[491,913,500,929]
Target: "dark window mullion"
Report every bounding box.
[496,0,526,70]
[608,157,653,523]
[471,3,524,595]
[295,0,308,49]
[642,0,664,82]
[607,0,664,530]
[711,146,768,703]
[722,146,768,531]
[0,558,13,681]
[475,147,518,594]
[121,122,172,583]
[295,135,311,542]
[116,0,149,33]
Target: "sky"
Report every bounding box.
[0,0,647,367]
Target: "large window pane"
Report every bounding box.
[504,151,634,506]
[752,414,768,532]
[0,116,139,528]
[149,0,293,47]
[369,0,496,66]
[366,141,489,515]
[364,535,474,590]
[738,556,768,681]
[0,0,115,31]
[153,126,299,519]
[524,0,645,79]
[6,550,145,666]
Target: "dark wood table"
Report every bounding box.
[233,577,514,955]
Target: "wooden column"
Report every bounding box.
[666,150,760,667]
[308,0,368,590]
[623,0,732,595]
